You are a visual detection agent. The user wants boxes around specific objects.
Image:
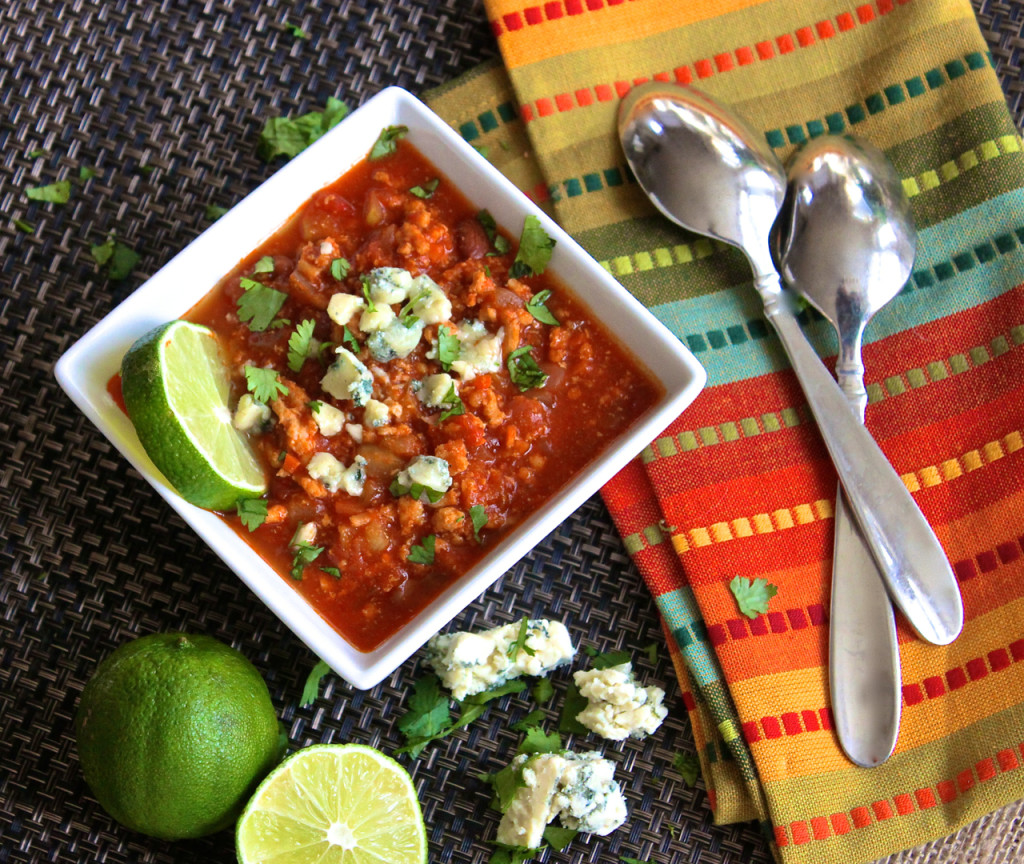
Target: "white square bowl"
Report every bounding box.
[55,86,706,689]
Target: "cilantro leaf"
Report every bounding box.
[205,203,228,221]
[506,618,536,659]
[408,534,436,565]
[28,149,45,158]
[557,681,589,735]
[244,365,289,404]
[286,22,309,39]
[642,642,658,664]
[673,752,700,787]
[469,504,487,541]
[369,125,408,160]
[397,674,452,753]
[541,826,577,852]
[89,236,140,281]
[237,277,288,332]
[512,709,546,732]
[257,96,351,162]
[13,218,34,234]
[290,541,323,580]
[530,677,554,705]
[321,566,341,578]
[409,178,439,199]
[506,346,548,392]
[79,166,97,181]
[487,763,528,812]
[236,498,268,531]
[390,477,445,504]
[510,215,555,278]
[398,287,430,327]
[253,255,275,274]
[519,726,561,755]
[436,326,460,371]
[300,659,331,708]
[330,257,350,280]
[525,289,559,326]
[361,276,377,312]
[287,319,317,372]
[477,209,510,255]
[587,648,632,670]
[25,180,71,204]
[462,679,527,706]
[308,400,323,413]
[438,385,465,422]
[490,844,537,864]
[621,858,654,864]
[342,326,360,352]
[729,575,778,619]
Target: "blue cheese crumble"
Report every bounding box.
[310,401,346,437]
[393,455,451,501]
[364,267,413,305]
[416,373,457,410]
[321,347,373,406]
[573,662,667,741]
[363,398,390,427]
[425,619,575,701]
[496,751,627,849]
[367,318,425,362]
[307,452,368,496]
[409,274,452,325]
[233,394,271,432]
[326,292,364,327]
[448,319,504,381]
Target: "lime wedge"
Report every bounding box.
[236,743,428,864]
[120,320,267,510]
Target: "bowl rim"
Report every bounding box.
[54,85,706,689]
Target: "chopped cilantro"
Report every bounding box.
[138,165,155,176]
[486,763,528,813]
[290,540,323,580]
[642,642,658,664]
[330,257,350,280]
[205,203,229,221]
[286,22,309,39]
[469,504,487,541]
[398,286,430,327]
[463,680,527,707]
[253,255,275,274]
[396,675,452,756]
[390,476,445,504]
[673,752,700,787]
[361,276,377,312]
[729,575,778,619]
[78,166,97,181]
[621,858,654,864]
[525,289,559,326]
[287,319,317,372]
[308,400,323,413]
[510,215,556,278]
[409,178,439,199]
[506,346,548,392]
[257,96,350,162]
[541,827,577,852]
[237,277,288,331]
[13,218,34,234]
[28,148,45,158]
[236,497,268,531]
[300,659,331,707]
[581,646,632,670]
[244,365,289,403]
[342,325,360,352]
[557,680,589,735]
[435,325,460,371]
[438,384,465,422]
[321,566,341,579]
[518,726,561,755]
[472,144,490,160]
[477,209,510,255]
[408,534,436,565]
[369,124,408,160]
[26,180,71,204]
[530,677,554,705]
[506,618,537,659]
[90,236,140,281]
[511,709,546,732]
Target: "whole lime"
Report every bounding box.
[75,632,282,840]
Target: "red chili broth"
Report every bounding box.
[166,140,662,651]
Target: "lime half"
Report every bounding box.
[236,743,428,864]
[120,320,266,510]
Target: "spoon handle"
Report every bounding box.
[756,273,963,645]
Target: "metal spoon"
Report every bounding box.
[775,135,911,767]
[618,82,963,645]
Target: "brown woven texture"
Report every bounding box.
[0,1,1021,863]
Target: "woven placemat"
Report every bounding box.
[0,2,1021,863]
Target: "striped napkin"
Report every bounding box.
[425,1,1024,861]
